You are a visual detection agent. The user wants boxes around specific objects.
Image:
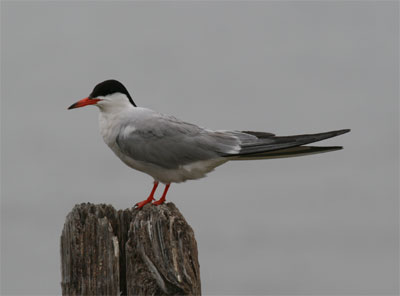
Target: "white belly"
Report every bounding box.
[111,146,227,183]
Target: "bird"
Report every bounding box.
[68,79,350,209]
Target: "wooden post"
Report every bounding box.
[60,203,201,296]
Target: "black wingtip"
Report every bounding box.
[313,128,351,139]
[231,145,345,160]
[318,145,343,151]
[336,129,351,135]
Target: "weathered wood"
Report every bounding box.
[60,202,200,296]
[125,203,201,295]
[60,203,120,295]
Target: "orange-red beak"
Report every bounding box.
[68,97,101,110]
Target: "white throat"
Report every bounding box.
[97,93,135,147]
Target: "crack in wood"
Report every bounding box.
[60,202,201,296]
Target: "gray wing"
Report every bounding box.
[116,110,350,168]
[116,113,240,169]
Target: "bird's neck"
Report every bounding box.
[97,99,135,146]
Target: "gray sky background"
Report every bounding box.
[1,1,398,295]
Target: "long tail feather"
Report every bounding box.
[229,129,350,157]
[231,145,343,160]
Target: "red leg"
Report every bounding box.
[153,184,170,206]
[135,181,159,209]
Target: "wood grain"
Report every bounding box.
[60,202,200,296]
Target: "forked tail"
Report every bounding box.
[227,129,350,160]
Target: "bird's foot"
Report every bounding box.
[152,196,166,206]
[134,196,154,209]
[152,184,170,206]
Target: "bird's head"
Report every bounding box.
[68,79,136,111]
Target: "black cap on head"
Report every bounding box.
[90,79,136,107]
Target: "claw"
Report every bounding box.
[135,197,154,209]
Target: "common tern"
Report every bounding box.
[68,80,350,208]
